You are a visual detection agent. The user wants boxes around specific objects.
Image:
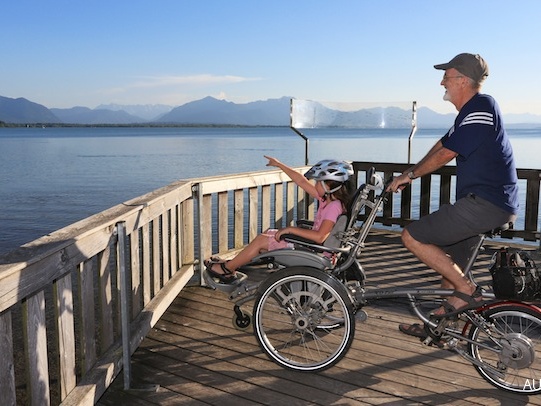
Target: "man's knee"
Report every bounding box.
[401,228,416,249]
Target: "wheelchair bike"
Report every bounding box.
[203,169,541,395]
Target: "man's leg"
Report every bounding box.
[402,195,515,315]
[402,228,477,314]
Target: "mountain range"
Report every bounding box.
[1,94,540,129]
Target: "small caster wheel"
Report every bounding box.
[233,309,252,331]
[355,309,368,322]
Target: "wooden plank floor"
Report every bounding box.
[97,230,541,405]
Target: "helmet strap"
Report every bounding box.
[321,181,342,196]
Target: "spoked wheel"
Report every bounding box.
[468,304,541,394]
[252,267,356,372]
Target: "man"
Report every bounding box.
[387,53,519,337]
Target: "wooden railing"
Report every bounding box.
[0,161,539,405]
[353,161,541,242]
[0,167,312,406]
[0,179,199,406]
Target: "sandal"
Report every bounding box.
[431,286,484,319]
[398,323,448,348]
[398,323,428,338]
[205,261,237,284]
[203,256,225,268]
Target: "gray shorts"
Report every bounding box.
[406,194,516,270]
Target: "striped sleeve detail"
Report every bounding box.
[459,112,494,127]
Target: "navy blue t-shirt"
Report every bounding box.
[441,93,519,214]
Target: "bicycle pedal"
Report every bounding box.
[421,336,434,346]
[422,336,446,349]
[433,319,452,336]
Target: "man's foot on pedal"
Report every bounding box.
[398,323,428,338]
[399,323,449,348]
[431,285,484,319]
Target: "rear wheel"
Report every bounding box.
[468,304,541,394]
[252,267,355,372]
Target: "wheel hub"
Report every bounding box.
[294,315,311,331]
[500,333,536,369]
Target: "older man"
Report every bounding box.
[387,53,519,337]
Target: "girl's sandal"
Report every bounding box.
[205,261,237,284]
[203,256,225,268]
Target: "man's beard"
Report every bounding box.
[443,90,451,101]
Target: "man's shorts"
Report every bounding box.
[406,194,516,269]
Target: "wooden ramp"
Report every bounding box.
[97,230,541,405]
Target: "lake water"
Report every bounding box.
[1,126,540,255]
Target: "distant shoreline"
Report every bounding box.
[0,122,290,129]
[1,122,539,130]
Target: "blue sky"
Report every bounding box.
[2,0,540,115]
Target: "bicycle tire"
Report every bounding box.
[252,266,356,372]
[468,303,541,394]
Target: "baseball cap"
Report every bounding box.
[434,53,489,83]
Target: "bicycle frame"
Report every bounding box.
[223,171,541,394]
[218,177,497,321]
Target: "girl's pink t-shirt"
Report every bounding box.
[266,199,344,251]
[312,199,344,231]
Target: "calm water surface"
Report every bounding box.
[1,126,540,255]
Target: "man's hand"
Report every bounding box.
[386,173,412,193]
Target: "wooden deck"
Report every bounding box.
[97,230,541,405]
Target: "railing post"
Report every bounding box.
[116,221,132,390]
[192,183,204,286]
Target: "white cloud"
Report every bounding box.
[214,91,228,100]
[91,74,264,106]
[105,74,262,94]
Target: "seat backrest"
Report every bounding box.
[345,183,368,230]
[300,182,366,249]
[323,180,368,248]
[287,179,370,251]
[322,214,348,248]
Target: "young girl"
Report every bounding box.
[205,155,353,284]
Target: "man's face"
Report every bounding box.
[440,68,466,103]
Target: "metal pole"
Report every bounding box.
[290,99,311,218]
[289,98,309,165]
[290,126,310,219]
[291,126,309,165]
[116,221,131,390]
[407,101,418,164]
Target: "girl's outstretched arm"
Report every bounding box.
[264,155,318,198]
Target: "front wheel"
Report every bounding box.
[232,308,252,331]
[468,304,541,394]
[252,267,356,372]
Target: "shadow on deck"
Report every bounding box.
[97,230,540,406]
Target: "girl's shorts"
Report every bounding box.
[265,229,294,251]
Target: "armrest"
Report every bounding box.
[296,220,314,229]
[281,233,349,254]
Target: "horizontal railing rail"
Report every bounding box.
[0,161,538,405]
[353,161,541,242]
